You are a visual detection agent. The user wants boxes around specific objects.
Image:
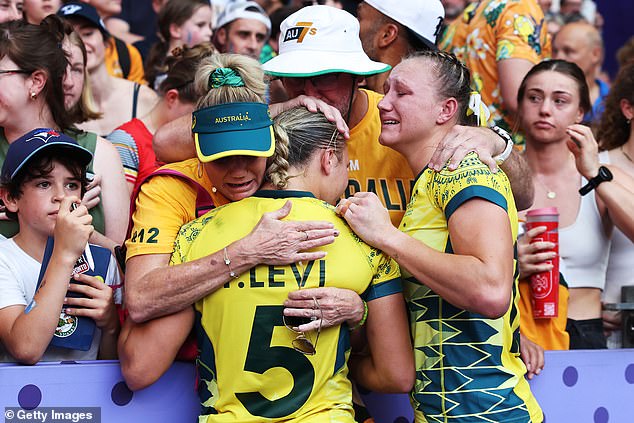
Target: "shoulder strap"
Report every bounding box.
[149,168,214,218]
[114,37,131,79]
[132,83,141,119]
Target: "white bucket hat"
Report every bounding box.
[364,0,445,49]
[262,5,390,77]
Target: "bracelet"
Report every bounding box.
[350,300,368,331]
[223,247,239,279]
[491,125,514,165]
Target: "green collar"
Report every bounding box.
[253,189,316,199]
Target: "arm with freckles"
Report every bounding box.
[118,308,194,391]
[126,201,338,322]
[153,115,196,163]
[340,192,515,318]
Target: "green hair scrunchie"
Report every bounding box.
[208,67,245,90]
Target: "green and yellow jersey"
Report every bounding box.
[400,153,542,423]
[171,190,402,423]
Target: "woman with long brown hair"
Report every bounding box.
[516,60,634,350]
[0,16,128,250]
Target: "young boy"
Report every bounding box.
[0,128,121,364]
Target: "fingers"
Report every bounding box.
[64,274,114,323]
[292,221,336,232]
[300,234,337,251]
[318,105,350,139]
[58,196,81,217]
[82,177,102,210]
[520,334,545,380]
[429,129,461,171]
[479,154,499,173]
[85,173,102,191]
[522,241,557,256]
[263,200,293,221]
[335,198,350,216]
[297,96,350,139]
[73,272,108,289]
[524,225,548,239]
[66,277,106,300]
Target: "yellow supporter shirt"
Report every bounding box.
[171,190,402,423]
[105,37,146,85]
[400,153,542,423]
[125,158,229,260]
[518,277,570,350]
[346,89,414,227]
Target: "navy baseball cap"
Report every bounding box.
[57,2,109,36]
[1,128,93,181]
[192,102,275,162]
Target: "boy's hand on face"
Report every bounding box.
[64,272,119,334]
[54,196,94,262]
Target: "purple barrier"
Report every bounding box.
[2,349,633,422]
[0,360,199,421]
[360,349,634,423]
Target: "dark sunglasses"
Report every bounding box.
[283,297,322,355]
[281,73,342,92]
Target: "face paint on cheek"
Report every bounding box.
[186,30,193,45]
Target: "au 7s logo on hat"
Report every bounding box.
[283,22,316,43]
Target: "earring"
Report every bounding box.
[30,91,36,100]
[627,119,631,125]
[212,187,217,193]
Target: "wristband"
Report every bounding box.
[223,247,239,279]
[491,126,514,165]
[579,165,613,196]
[350,300,368,331]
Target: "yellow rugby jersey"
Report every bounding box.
[126,158,229,260]
[171,190,402,423]
[399,153,542,423]
[347,89,414,227]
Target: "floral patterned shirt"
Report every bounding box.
[439,0,551,142]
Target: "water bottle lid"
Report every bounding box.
[526,207,559,217]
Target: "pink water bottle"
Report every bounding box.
[525,207,559,318]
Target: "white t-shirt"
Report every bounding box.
[0,238,122,362]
